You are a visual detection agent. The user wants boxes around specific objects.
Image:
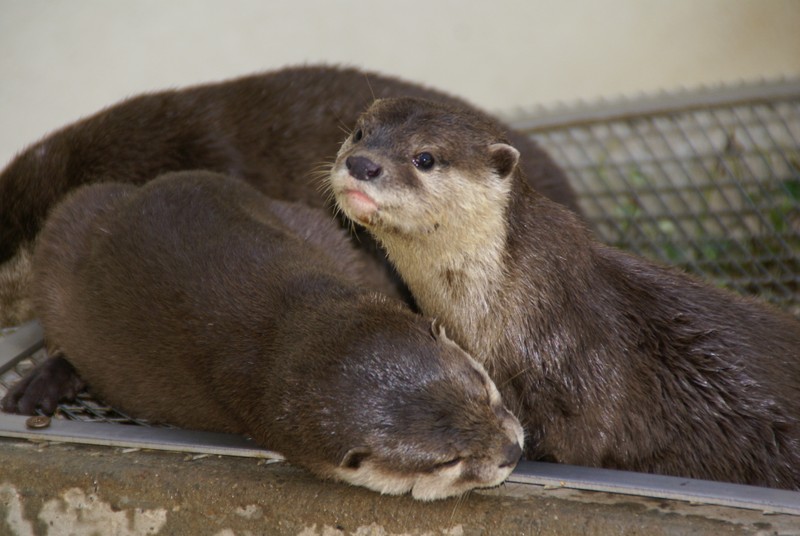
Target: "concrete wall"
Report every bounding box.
[1,0,798,165]
[3,439,798,535]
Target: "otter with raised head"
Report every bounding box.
[2,170,524,500]
[0,65,578,325]
[328,97,800,490]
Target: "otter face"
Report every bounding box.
[329,322,524,501]
[327,98,520,348]
[328,98,520,242]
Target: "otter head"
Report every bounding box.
[327,316,524,501]
[327,98,522,344]
[328,97,520,244]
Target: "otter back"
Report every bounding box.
[0,65,578,325]
[18,170,525,500]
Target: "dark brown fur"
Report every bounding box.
[4,170,523,500]
[329,97,800,490]
[0,65,578,324]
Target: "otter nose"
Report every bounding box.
[346,156,383,181]
[499,442,523,469]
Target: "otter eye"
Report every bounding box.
[413,152,435,171]
[353,129,363,143]
[433,457,462,470]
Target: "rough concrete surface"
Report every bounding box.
[1,439,798,535]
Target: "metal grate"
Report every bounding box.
[510,79,800,315]
[0,327,158,426]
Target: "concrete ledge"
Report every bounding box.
[1,439,797,535]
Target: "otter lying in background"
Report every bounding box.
[0,64,578,325]
[328,97,800,490]
[2,170,524,500]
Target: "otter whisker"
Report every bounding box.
[364,73,376,103]
[449,491,469,523]
[499,365,535,390]
[346,217,360,240]
[324,103,352,138]
[310,173,333,192]
[337,122,352,137]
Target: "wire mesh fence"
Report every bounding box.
[511,79,800,315]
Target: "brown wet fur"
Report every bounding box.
[330,97,800,490]
[0,65,577,325]
[6,170,524,499]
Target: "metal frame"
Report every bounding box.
[0,320,43,374]
[506,77,800,132]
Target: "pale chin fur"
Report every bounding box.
[331,458,515,501]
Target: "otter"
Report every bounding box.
[327,97,800,490]
[1,170,524,500]
[0,64,578,326]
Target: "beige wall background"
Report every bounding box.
[1,0,798,166]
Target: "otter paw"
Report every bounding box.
[1,354,85,415]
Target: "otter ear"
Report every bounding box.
[488,143,520,179]
[429,319,444,340]
[430,319,460,350]
[340,447,372,470]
